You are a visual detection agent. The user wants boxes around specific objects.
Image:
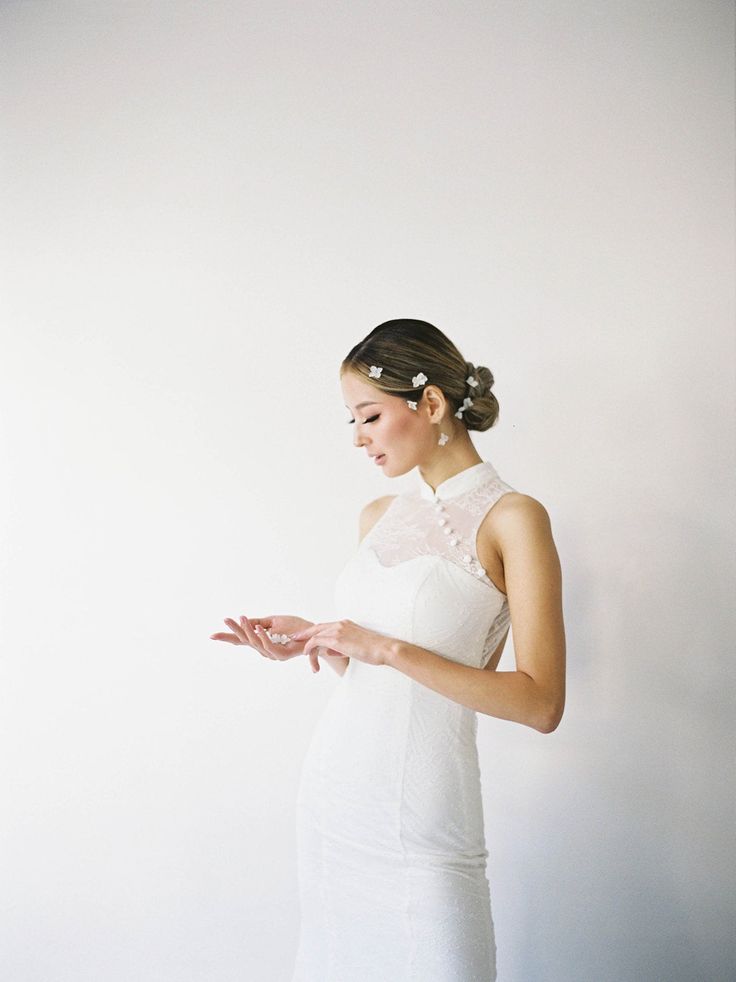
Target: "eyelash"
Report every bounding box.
[347,415,380,425]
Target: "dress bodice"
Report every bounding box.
[333,460,515,670]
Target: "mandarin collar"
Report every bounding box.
[418,460,499,501]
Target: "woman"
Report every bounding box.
[210,318,566,981]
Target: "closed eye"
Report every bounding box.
[346,415,380,425]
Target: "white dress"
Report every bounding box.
[291,460,516,982]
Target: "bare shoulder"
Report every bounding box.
[359,495,398,543]
[479,491,552,547]
[477,492,556,593]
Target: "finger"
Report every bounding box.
[254,623,286,661]
[290,623,326,642]
[209,632,241,644]
[303,642,320,673]
[228,615,258,651]
[293,622,340,643]
[245,617,282,661]
[247,616,272,628]
[243,616,275,645]
[240,616,274,658]
[304,638,335,673]
[223,617,248,644]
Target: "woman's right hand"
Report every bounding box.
[209,614,314,662]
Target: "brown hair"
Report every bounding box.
[340,318,499,432]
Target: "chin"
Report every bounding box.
[382,458,412,479]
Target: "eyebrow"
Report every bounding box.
[344,401,381,410]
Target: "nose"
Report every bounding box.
[353,424,368,449]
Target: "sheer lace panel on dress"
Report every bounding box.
[364,474,513,597]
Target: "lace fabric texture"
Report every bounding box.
[291,461,515,981]
[363,466,514,670]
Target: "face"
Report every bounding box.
[341,369,446,476]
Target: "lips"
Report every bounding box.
[372,453,386,465]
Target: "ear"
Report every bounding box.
[424,385,447,424]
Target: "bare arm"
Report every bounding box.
[386,644,552,731]
[387,495,566,732]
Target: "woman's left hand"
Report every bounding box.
[289,619,394,673]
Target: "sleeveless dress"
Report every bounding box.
[291,460,516,982]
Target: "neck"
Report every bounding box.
[418,443,483,495]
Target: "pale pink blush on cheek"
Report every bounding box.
[393,412,419,433]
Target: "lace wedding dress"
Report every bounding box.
[291,460,515,981]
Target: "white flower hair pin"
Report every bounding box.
[368,365,383,379]
[406,400,418,410]
[412,372,428,387]
[455,396,474,419]
[466,375,479,388]
[438,432,449,446]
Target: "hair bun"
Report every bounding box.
[464,361,494,396]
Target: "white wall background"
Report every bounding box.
[1,2,733,980]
